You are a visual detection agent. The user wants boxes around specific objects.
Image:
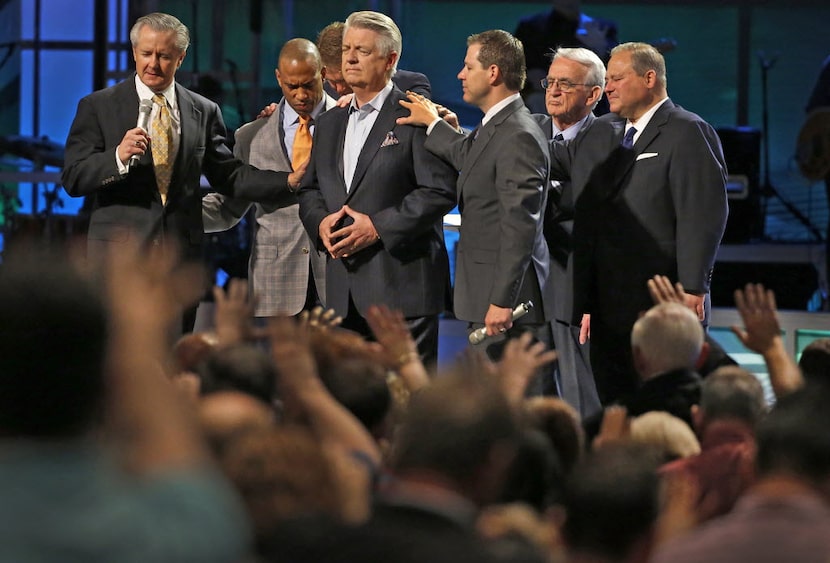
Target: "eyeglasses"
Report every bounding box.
[540,77,587,92]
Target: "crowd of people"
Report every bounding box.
[4,4,830,562]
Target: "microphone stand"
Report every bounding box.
[758,51,823,241]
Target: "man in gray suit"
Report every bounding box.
[297,11,457,368]
[203,39,333,317]
[552,42,728,404]
[533,47,605,417]
[400,30,555,394]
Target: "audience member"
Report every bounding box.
[798,337,830,385]
[524,396,586,477]
[199,390,277,458]
[661,365,765,522]
[629,411,701,463]
[652,384,830,562]
[0,243,249,561]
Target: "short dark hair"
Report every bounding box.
[755,384,830,486]
[0,249,108,437]
[700,366,767,427]
[316,21,345,70]
[198,343,277,406]
[468,29,526,92]
[798,338,830,384]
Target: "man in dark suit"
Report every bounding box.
[532,46,605,418]
[315,21,431,100]
[297,11,457,368]
[400,30,555,394]
[62,12,283,330]
[551,42,728,404]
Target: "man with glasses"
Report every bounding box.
[532,47,606,418]
[551,42,728,405]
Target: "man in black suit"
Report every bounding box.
[315,21,431,100]
[62,12,283,330]
[297,11,457,368]
[551,42,728,403]
[532,46,605,418]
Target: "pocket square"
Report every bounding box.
[636,152,659,161]
[381,131,399,147]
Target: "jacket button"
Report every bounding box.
[302,247,309,254]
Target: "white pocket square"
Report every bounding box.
[636,152,659,161]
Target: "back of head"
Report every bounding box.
[173,331,218,374]
[610,41,667,90]
[344,11,402,71]
[468,29,527,92]
[798,338,830,386]
[0,248,107,438]
[562,443,662,561]
[129,12,190,52]
[391,370,520,502]
[199,390,276,459]
[631,302,704,378]
[524,396,585,476]
[755,384,830,489]
[198,343,277,406]
[317,21,345,69]
[316,356,391,438]
[630,411,701,463]
[699,366,767,428]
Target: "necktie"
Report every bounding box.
[151,93,173,204]
[553,133,564,142]
[292,115,312,169]
[621,126,637,149]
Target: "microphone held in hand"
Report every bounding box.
[129,99,153,168]
[468,300,534,345]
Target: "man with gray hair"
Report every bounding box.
[63,12,286,331]
[534,46,606,418]
[297,11,457,368]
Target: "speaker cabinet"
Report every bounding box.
[717,127,764,243]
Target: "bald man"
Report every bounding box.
[203,38,336,317]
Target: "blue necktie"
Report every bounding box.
[621,126,637,149]
[553,133,564,142]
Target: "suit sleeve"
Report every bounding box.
[671,119,728,294]
[62,96,126,197]
[490,128,550,306]
[296,138,330,250]
[424,119,472,171]
[370,125,457,250]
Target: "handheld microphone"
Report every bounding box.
[468,300,534,345]
[129,99,154,168]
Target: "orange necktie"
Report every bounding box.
[151,93,173,204]
[292,115,312,169]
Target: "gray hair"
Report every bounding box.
[551,47,606,109]
[344,11,401,73]
[610,42,667,89]
[631,303,704,376]
[130,12,190,53]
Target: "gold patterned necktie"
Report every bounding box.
[291,114,312,169]
[151,93,173,204]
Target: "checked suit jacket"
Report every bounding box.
[202,96,336,316]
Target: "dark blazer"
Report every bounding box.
[426,97,553,324]
[533,112,595,325]
[551,99,728,331]
[297,87,457,319]
[62,77,283,263]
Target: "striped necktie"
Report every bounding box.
[151,93,173,204]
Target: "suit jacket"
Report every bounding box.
[62,77,284,264]
[297,87,457,319]
[551,99,728,330]
[426,97,553,324]
[533,112,595,325]
[202,96,336,316]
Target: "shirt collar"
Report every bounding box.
[135,74,177,109]
[482,92,521,126]
[626,95,669,133]
[349,81,393,115]
[554,113,591,141]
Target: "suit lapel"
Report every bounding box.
[346,88,406,200]
[457,98,523,193]
[614,99,673,186]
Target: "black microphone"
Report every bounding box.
[468,300,534,345]
[129,99,154,168]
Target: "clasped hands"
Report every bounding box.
[318,205,380,259]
